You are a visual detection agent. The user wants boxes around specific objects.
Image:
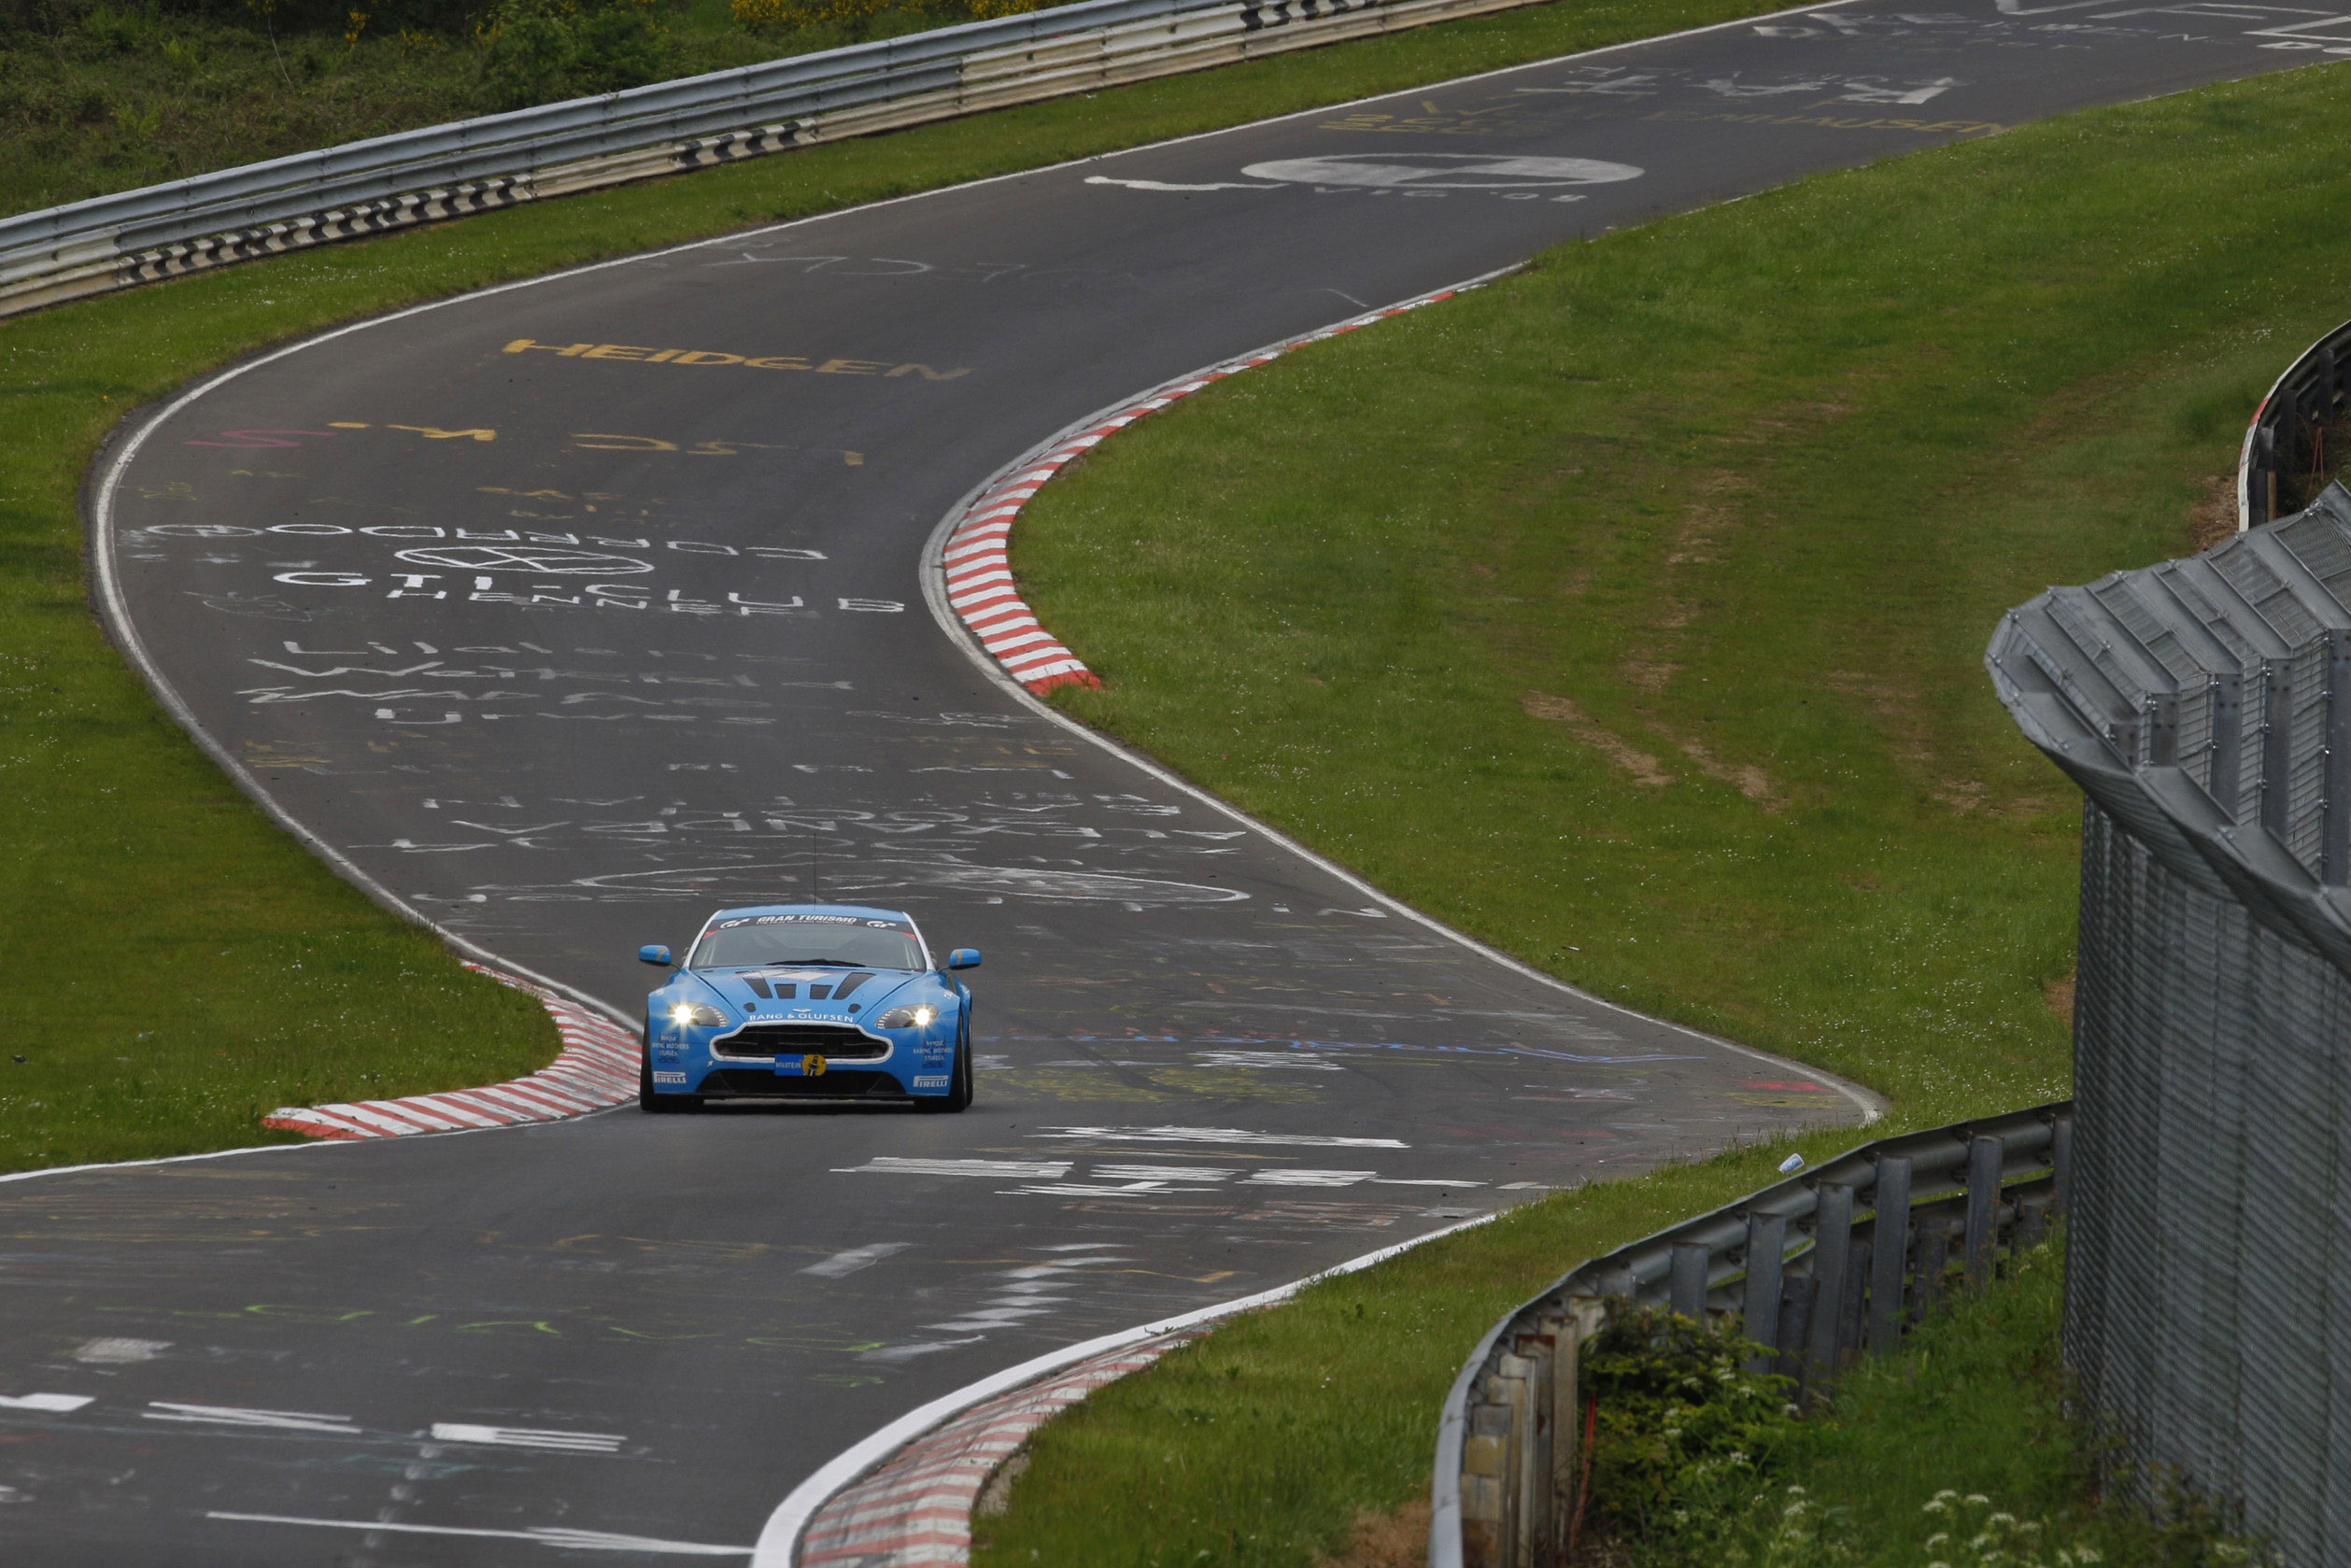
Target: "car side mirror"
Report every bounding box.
[639,944,673,967]
[946,948,982,971]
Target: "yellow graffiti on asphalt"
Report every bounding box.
[503,338,970,379]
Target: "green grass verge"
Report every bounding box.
[1656,1232,2240,1565]
[3,0,1804,1172]
[1018,62,2351,1126]
[968,53,2351,1568]
[1721,1235,2103,1565]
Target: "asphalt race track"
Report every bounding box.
[2,0,2328,1559]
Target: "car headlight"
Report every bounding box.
[877,1003,940,1030]
[667,1001,727,1028]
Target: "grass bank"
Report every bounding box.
[3,0,1798,1172]
[970,55,2351,1567]
[1017,63,2351,1128]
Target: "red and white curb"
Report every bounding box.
[798,1330,1200,1566]
[756,1214,1498,1567]
[260,966,637,1139]
[939,276,1505,696]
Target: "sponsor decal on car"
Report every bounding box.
[710,913,911,930]
[652,1071,688,1085]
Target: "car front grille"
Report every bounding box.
[710,1023,887,1061]
[697,1068,904,1100]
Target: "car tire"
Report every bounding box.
[640,1047,697,1113]
[919,1027,973,1113]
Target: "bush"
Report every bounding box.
[729,0,1040,36]
[1581,1303,1801,1541]
[476,0,664,109]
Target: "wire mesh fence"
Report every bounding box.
[1991,472,2351,1563]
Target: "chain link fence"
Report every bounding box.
[1992,430,2351,1559]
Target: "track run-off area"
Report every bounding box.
[1,0,2330,1560]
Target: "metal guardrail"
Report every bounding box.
[2239,315,2351,530]
[1426,1102,2073,1568]
[0,0,1543,320]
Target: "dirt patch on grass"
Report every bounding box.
[1672,734,1782,811]
[1316,1496,1431,1568]
[1651,473,1753,633]
[1823,669,1992,813]
[2188,473,2238,552]
[1523,692,1672,786]
[1620,658,1679,692]
[2045,970,2076,1028]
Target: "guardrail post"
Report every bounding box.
[1493,1354,1533,1568]
[1964,1136,2004,1286]
[1839,1238,1871,1368]
[1540,1312,1579,1563]
[2258,425,2277,525]
[1462,1400,1509,1568]
[1669,1240,1709,1321]
[1806,1182,1855,1387]
[1913,1222,1953,1321]
[1740,1212,1786,1374]
[1510,1333,1554,1568]
[2050,1112,2072,1216]
[1867,1154,1911,1353]
[1776,1273,1816,1386]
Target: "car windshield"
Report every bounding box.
[690,919,925,972]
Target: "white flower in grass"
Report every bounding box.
[1966,1494,1991,1506]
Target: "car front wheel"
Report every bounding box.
[919,1030,972,1113]
[640,1045,698,1113]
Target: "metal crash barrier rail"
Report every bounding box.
[2240,314,2351,529]
[1426,1101,2073,1568]
[0,0,1548,320]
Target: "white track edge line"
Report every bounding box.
[915,282,1888,1128]
[0,1099,628,1187]
[754,1208,1497,1566]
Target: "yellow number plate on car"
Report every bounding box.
[801,1053,827,1078]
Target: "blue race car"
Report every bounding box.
[636,904,979,1113]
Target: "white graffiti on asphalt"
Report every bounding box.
[1236,152,1645,189]
[394,546,655,574]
